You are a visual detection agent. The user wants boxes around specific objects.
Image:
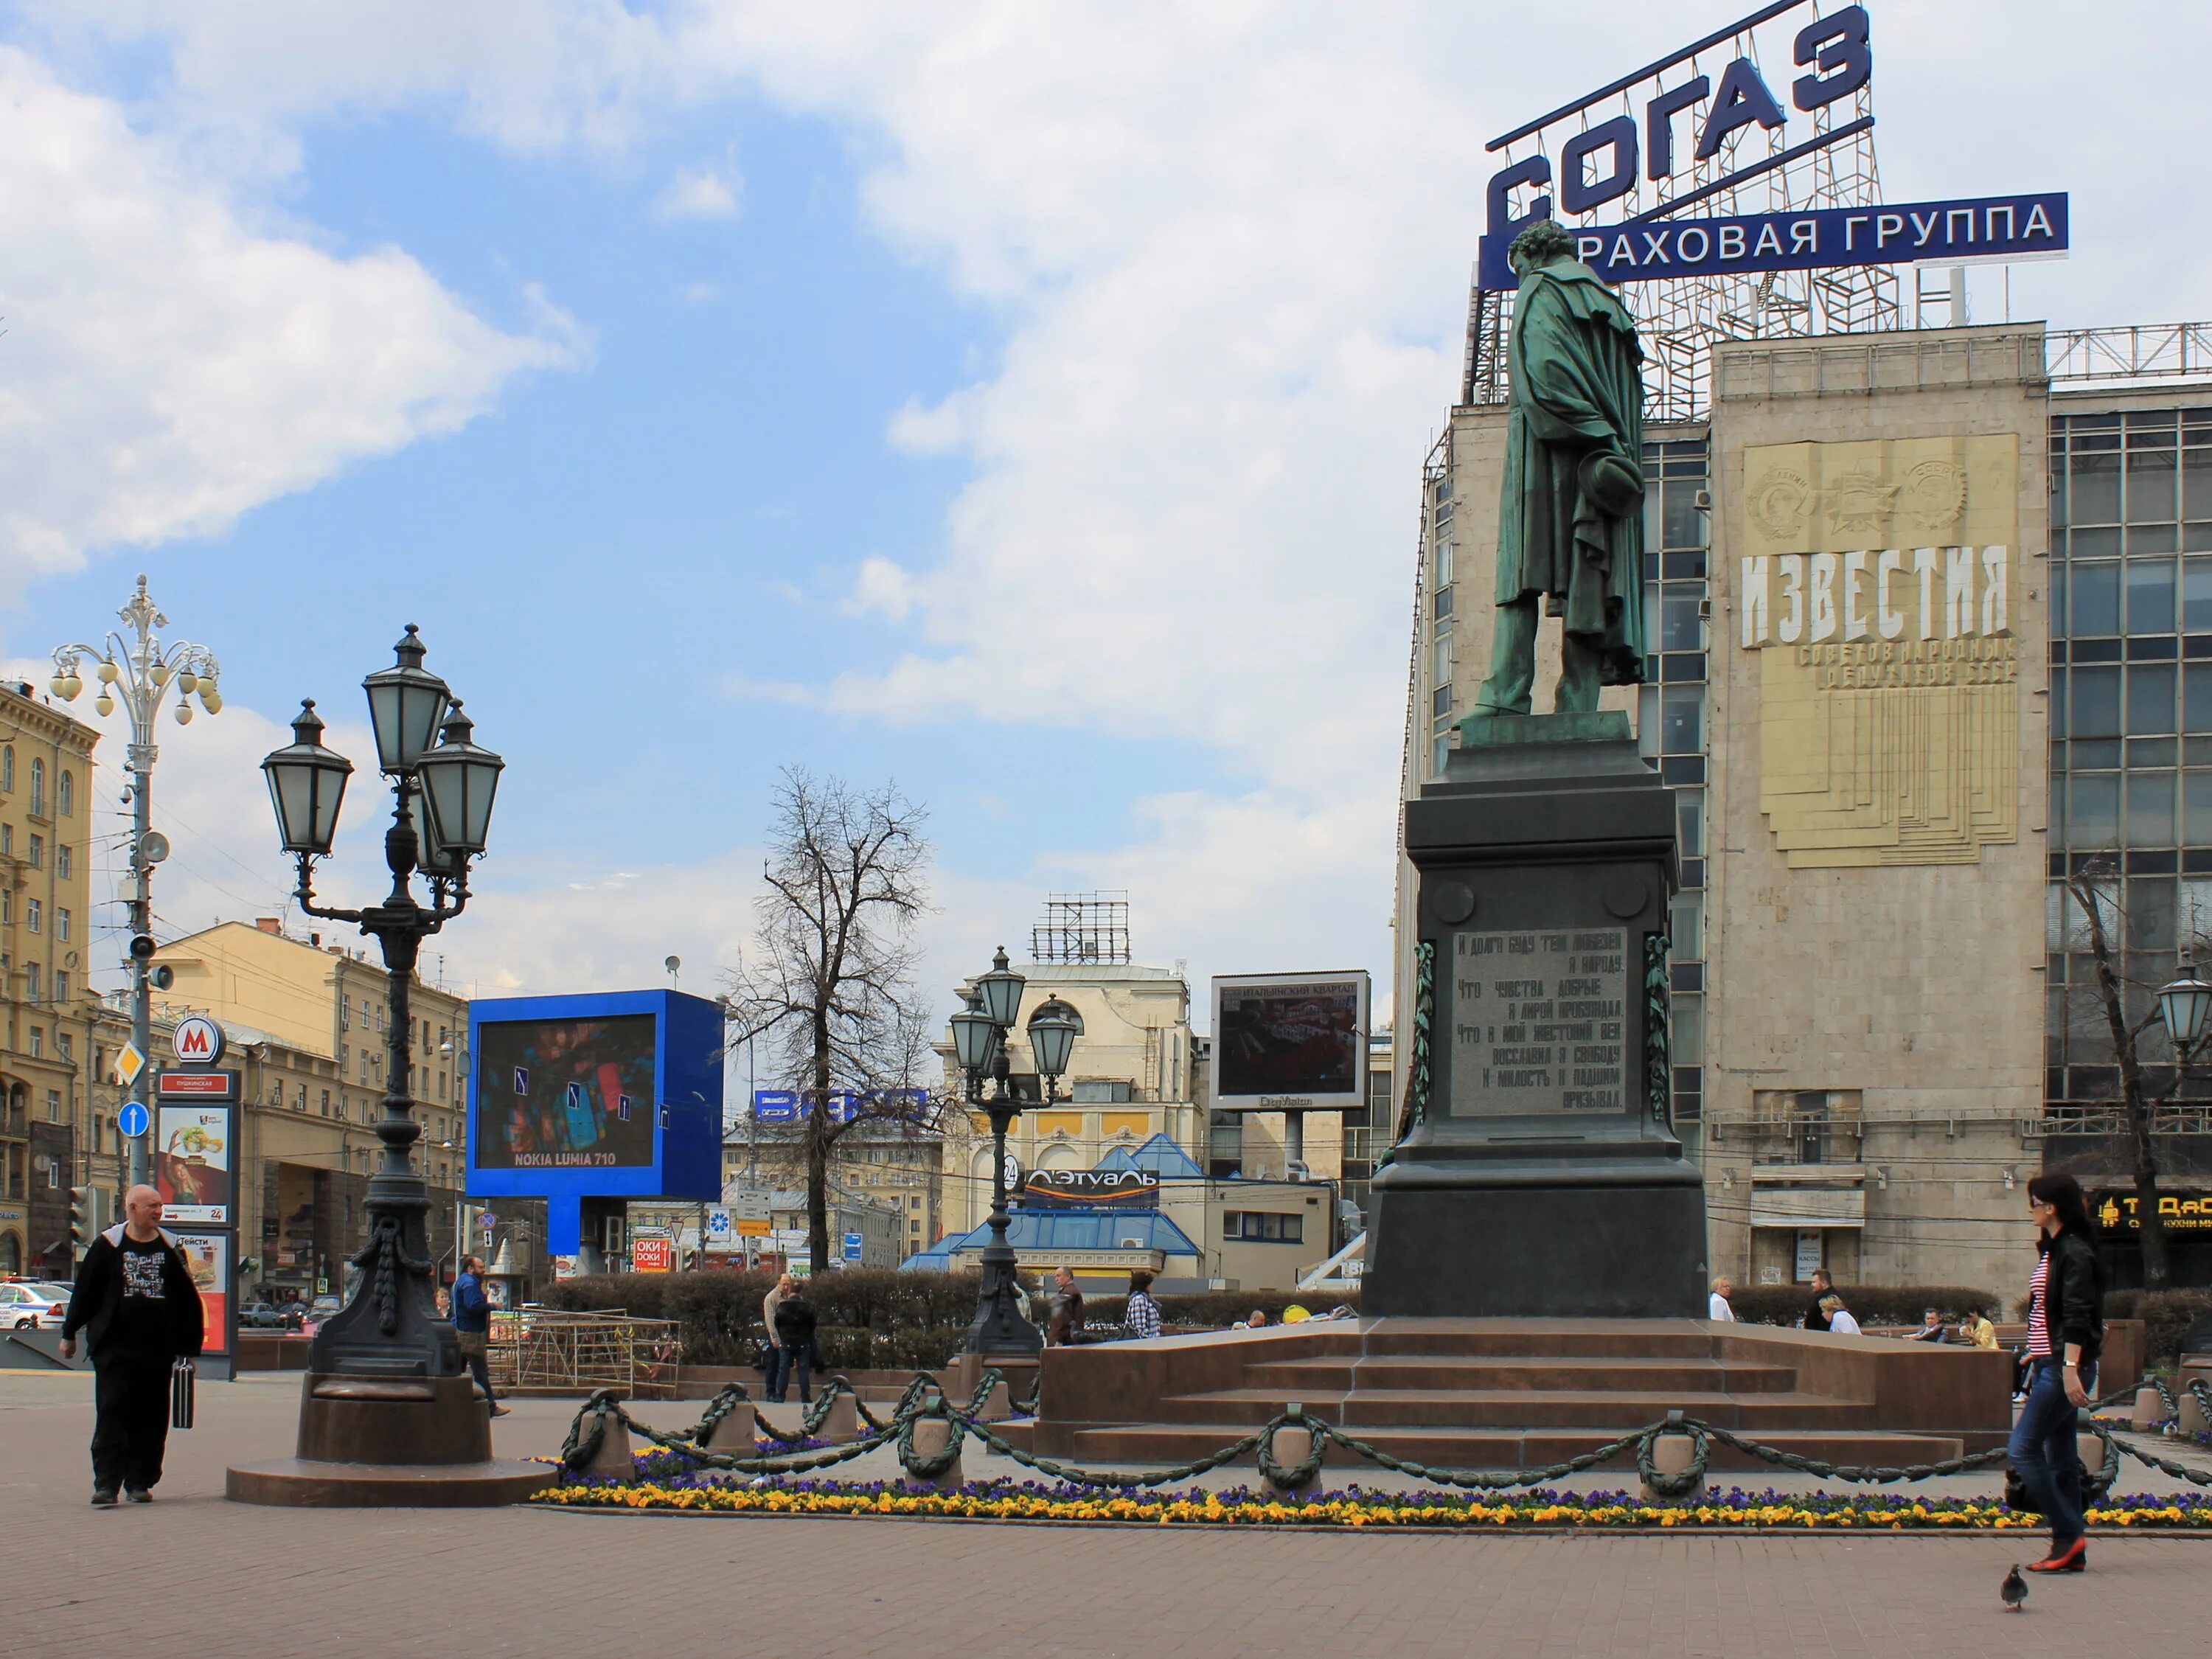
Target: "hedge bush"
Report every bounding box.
[1726,1284,1998,1328]
[536,1270,1360,1364]
[2105,1288,2212,1366]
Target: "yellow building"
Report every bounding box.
[938,961,1206,1241]
[0,680,106,1276]
[150,919,471,1298]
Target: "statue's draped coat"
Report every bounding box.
[1494,260,1648,682]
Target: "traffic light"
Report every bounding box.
[69,1188,100,1255]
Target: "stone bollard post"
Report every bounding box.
[975,1380,1012,1423]
[2177,1386,2209,1439]
[2076,1432,2106,1490]
[580,1412,636,1481]
[820,1393,860,1444]
[905,1417,963,1492]
[703,1402,757,1454]
[1641,1427,1707,1505]
[2131,1378,2166,1433]
[1264,1422,1322,1498]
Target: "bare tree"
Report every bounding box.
[726,768,939,1273]
[2064,868,2208,1291]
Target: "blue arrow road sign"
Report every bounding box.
[119,1102,150,1138]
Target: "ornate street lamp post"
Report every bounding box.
[258,627,502,1382]
[956,947,1082,1356]
[52,576,223,1188]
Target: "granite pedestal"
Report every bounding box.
[1364,712,1707,1318]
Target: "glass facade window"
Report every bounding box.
[2048,404,2212,1111]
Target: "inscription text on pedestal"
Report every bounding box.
[1447,928,1630,1117]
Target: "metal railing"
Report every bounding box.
[2047,323,2212,388]
[488,1307,683,1399]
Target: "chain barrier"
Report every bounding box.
[557,1369,2212,1498]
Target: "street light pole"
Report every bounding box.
[52,575,223,1190]
[259,627,503,1380]
[952,948,1082,1357]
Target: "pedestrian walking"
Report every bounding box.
[1046,1266,1085,1346]
[2009,1171,2105,1575]
[762,1272,796,1400]
[1801,1269,1834,1330]
[452,1255,507,1417]
[1708,1276,1736,1322]
[57,1185,204,1506]
[1124,1269,1162,1340]
[772,1284,821,1404]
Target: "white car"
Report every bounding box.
[1,1282,68,1329]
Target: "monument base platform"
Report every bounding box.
[226,1458,554,1507]
[1025,1318,2014,1471]
[1364,1164,1706,1318]
[226,1371,549,1508]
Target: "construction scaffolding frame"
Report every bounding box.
[1030,892,1132,966]
[487,1308,684,1399]
[1467,0,1901,423]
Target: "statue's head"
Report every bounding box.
[1508,218,1578,277]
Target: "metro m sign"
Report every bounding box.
[171,1015,226,1065]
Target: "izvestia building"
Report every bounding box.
[1396,320,2212,1298]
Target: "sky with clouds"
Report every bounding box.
[1,1,2204,1033]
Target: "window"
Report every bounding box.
[1223,1211,1303,1243]
[56,908,70,942]
[25,899,39,933]
[23,964,38,1001]
[58,1032,72,1061]
[28,1026,43,1058]
[29,757,44,816]
[1,745,11,791]
[57,844,71,880]
[295,1085,307,1112]
[58,771,73,816]
[27,835,41,869]
[437,1073,447,1099]
[52,971,67,1003]
[47,1089,61,1123]
[320,1090,331,1117]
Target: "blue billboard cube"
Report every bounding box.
[467,990,723,1254]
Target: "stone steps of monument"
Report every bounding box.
[1318,1323,1728,1359]
[1044,1422,1978,1472]
[1149,1387,1874,1431]
[1242,1355,1801,1394]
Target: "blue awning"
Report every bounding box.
[1094,1133,1203,1179]
[938,1206,1203,1259]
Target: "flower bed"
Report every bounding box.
[531,1474,2212,1531]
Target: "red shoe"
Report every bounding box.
[2025,1538,2087,1573]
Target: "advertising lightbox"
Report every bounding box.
[467,990,723,1255]
[1211,971,1371,1110]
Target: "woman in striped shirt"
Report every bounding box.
[2007,1171,2105,1575]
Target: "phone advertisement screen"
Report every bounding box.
[473,1015,658,1169]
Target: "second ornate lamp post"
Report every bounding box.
[229,627,540,1508]
[955,947,1081,1357]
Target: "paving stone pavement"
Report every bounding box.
[4,1368,2207,1659]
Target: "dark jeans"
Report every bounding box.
[765,1343,790,1402]
[787,1348,815,1405]
[91,1354,174,1492]
[462,1343,496,1413]
[2008,1356,2097,1543]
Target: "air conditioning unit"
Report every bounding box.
[1119,1237,1144,1250]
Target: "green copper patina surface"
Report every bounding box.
[1467,219,1648,734]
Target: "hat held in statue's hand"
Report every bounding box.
[1578,450,1644,518]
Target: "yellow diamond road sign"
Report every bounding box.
[116,1042,147,1088]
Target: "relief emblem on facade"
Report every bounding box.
[1732,434,2023,869]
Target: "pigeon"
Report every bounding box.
[2001,1565,2028,1612]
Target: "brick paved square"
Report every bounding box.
[4,1370,2204,1659]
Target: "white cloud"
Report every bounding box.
[18,1,2206,1022]
[653,164,742,222]
[0,48,588,600]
